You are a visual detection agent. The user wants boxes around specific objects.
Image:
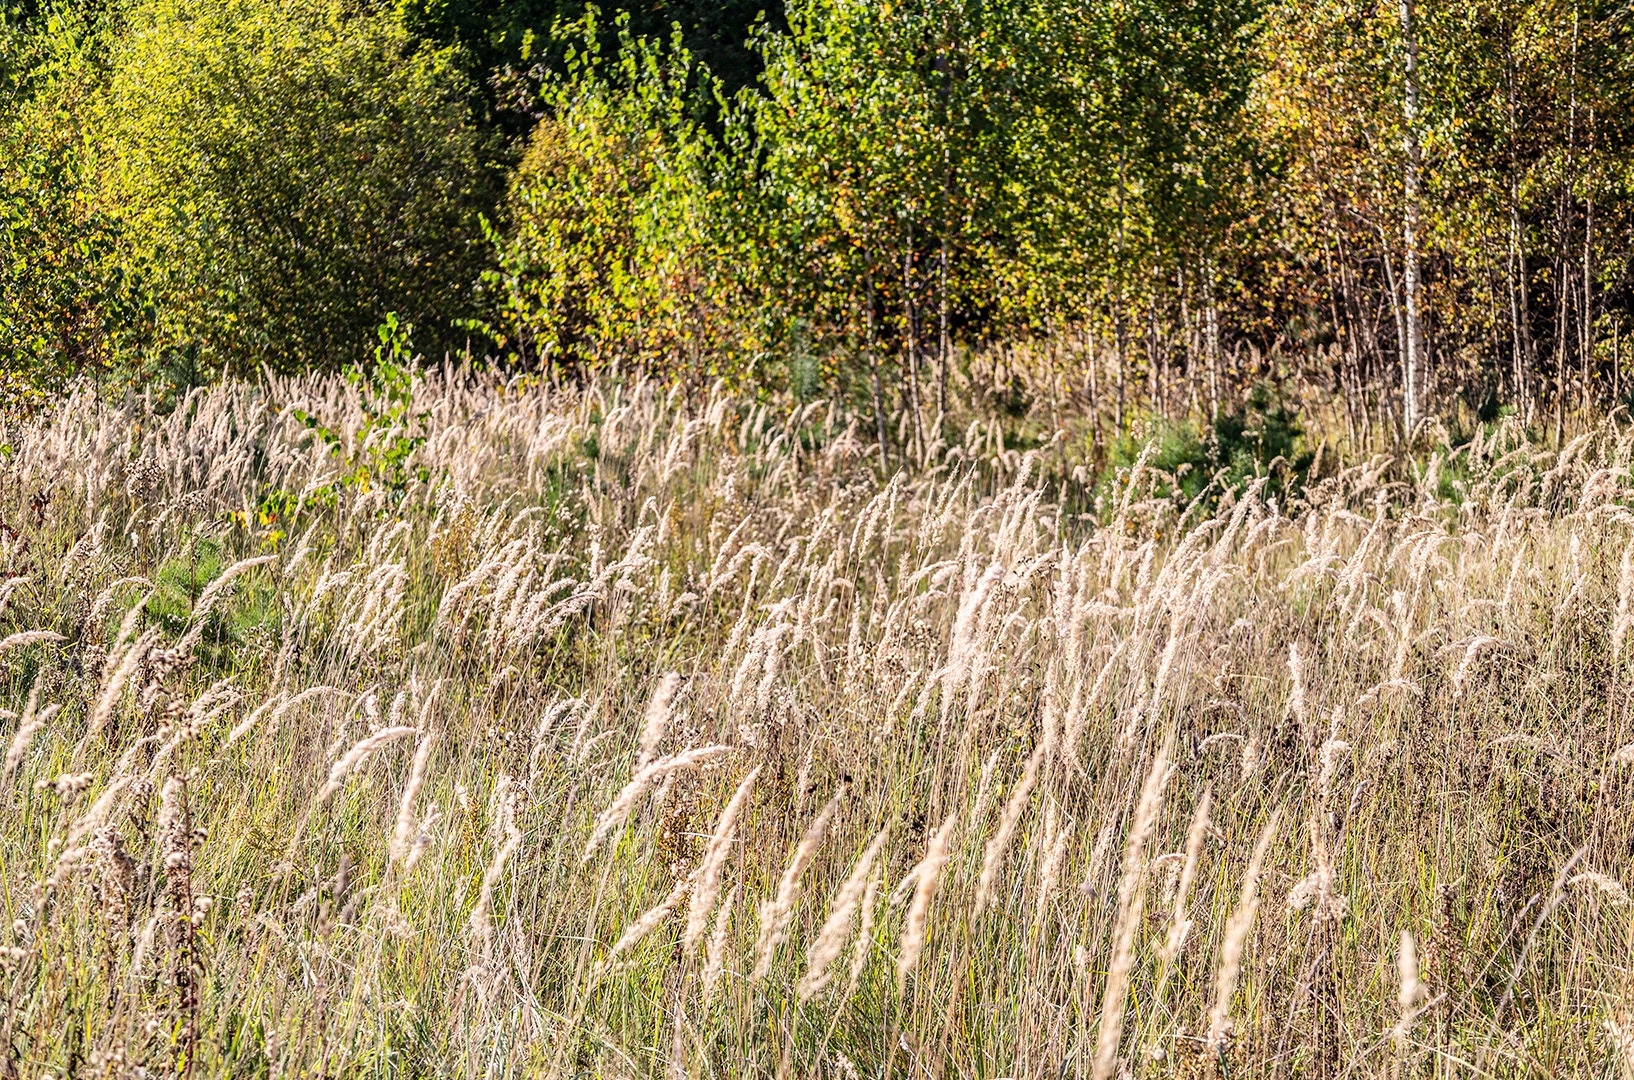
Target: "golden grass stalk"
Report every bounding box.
[390,731,439,863]
[1205,806,1283,1058]
[1159,786,1212,976]
[797,827,889,1001]
[972,744,1044,919]
[842,867,884,1006]
[685,765,762,950]
[897,810,958,994]
[602,876,690,970]
[469,821,522,947]
[584,745,731,862]
[701,884,741,1004]
[317,725,418,804]
[1090,732,1174,1080]
[1392,931,1425,1078]
[159,775,197,1079]
[753,789,844,981]
[3,674,56,783]
[0,630,65,655]
[637,672,682,768]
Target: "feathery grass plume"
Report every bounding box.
[1451,635,1507,699]
[86,622,158,745]
[390,731,439,863]
[842,867,884,1006]
[701,884,740,1003]
[602,876,690,971]
[1148,609,1187,712]
[177,554,277,653]
[0,575,29,618]
[223,693,286,749]
[4,674,57,783]
[1090,731,1175,1080]
[1287,641,1309,749]
[1240,734,1262,782]
[1617,540,1634,664]
[584,744,731,862]
[1205,806,1284,1058]
[798,827,889,1001]
[1496,843,1589,1021]
[1079,821,1117,899]
[970,746,1005,827]
[470,816,522,947]
[637,672,682,768]
[754,788,845,980]
[1568,871,1632,907]
[0,630,65,655]
[1159,787,1212,975]
[685,765,762,950]
[229,685,348,748]
[1289,812,1348,923]
[317,725,417,804]
[90,824,136,970]
[1316,731,1350,806]
[897,810,958,994]
[1608,1015,1634,1080]
[159,775,197,1079]
[973,744,1044,918]
[1032,799,1072,935]
[527,696,586,777]
[1392,931,1426,1078]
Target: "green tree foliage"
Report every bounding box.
[5,0,1634,454]
[1253,0,1634,442]
[397,0,778,106]
[0,6,149,403]
[94,0,496,374]
[476,13,737,376]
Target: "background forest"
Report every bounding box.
[3,0,1634,458]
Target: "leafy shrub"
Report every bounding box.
[0,9,151,402]
[94,0,496,373]
[474,15,739,377]
[1105,381,1314,508]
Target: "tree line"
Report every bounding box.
[3,0,1631,451]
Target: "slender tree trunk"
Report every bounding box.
[1085,315,1103,450]
[866,258,888,472]
[1583,108,1595,409]
[1399,0,1424,437]
[1583,196,1593,405]
[1555,2,1579,447]
[936,28,954,436]
[903,227,923,463]
[1508,189,1533,415]
[1615,320,1621,405]
[1149,292,1161,420]
[1555,264,1570,447]
[1115,149,1128,433]
[1380,232,1408,440]
[1503,35,1537,423]
[1179,264,1197,418]
[938,236,950,429]
[1205,259,1221,423]
[1321,237,1357,447]
[1115,306,1128,434]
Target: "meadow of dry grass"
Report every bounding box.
[0,368,1631,1078]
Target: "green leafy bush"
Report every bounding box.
[0,8,151,403]
[1104,382,1314,510]
[94,0,496,373]
[475,14,740,377]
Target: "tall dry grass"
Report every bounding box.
[0,369,1629,1077]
